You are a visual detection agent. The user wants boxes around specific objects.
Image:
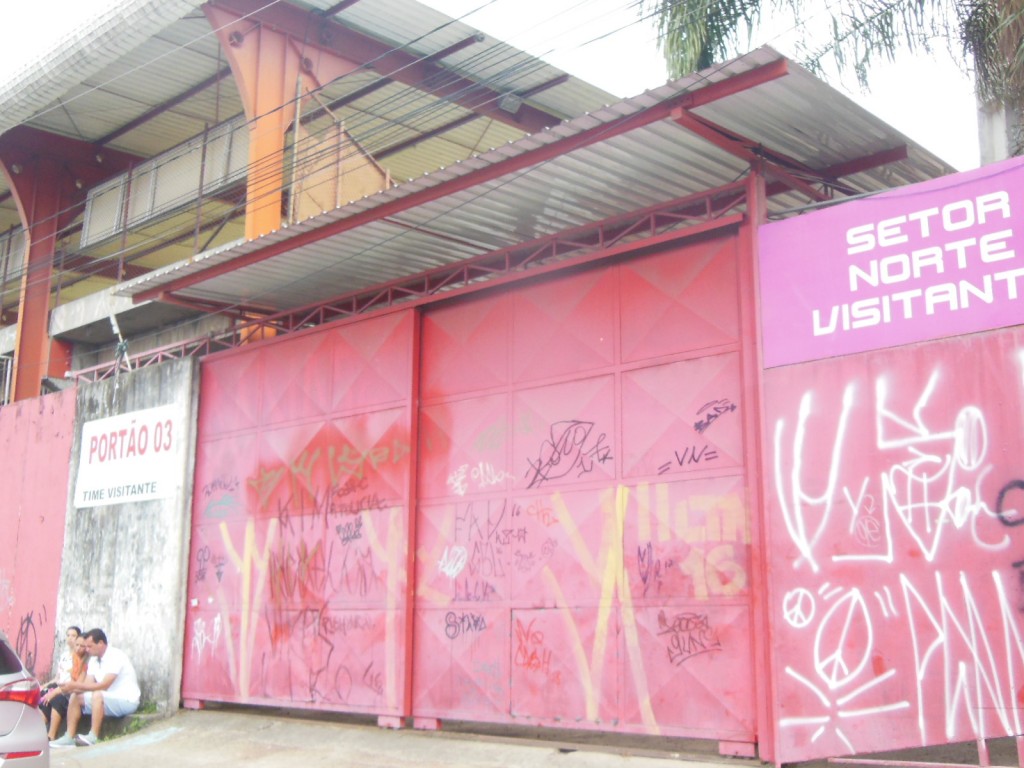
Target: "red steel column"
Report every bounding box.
[738,164,777,765]
[203,4,361,240]
[0,127,136,400]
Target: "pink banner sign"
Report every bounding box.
[759,156,1024,368]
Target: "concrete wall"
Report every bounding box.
[58,358,199,714]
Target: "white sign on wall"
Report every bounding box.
[74,405,181,508]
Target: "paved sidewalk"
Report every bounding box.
[48,707,744,768]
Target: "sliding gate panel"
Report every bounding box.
[414,236,757,740]
[182,310,416,714]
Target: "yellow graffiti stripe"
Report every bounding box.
[385,506,401,711]
[589,486,622,715]
[219,518,278,699]
[613,485,658,734]
[416,582,450,604]
[550,491,600,580]
[636,482,651,544]
[543,487,616,720]
[655,482,672,543]
[214,584,237,690]
[541,485,657,732]
[414,501,457,601]
[542,570,595,715]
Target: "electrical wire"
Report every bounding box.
[2,0,833,372]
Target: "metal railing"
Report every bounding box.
[73,182,750,383]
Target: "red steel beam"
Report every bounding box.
[321,0,362,15]
[59,253,148,281]
[212,0,561,134]
[671,109,834,202]
[95,67,234,146]
[134,58,790,302]
[0,127,139,399]
[300,34,486,125]
[824,145,908,178]
[762,147,910,199]
[154,290,271,319]
[377,75,571,160]
[375,113,478,159]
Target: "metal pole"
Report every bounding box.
[194,124,210,254]
[2,355,11,405]
[118,163,134,282]
[287,75,303,226]
[0,225,13,321]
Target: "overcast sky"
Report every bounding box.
[0,0,980,170]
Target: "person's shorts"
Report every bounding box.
[81,693,139,718]
[49,692,71,717]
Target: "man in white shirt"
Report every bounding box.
[51,628,141,748]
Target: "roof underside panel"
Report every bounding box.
[331,0,610,118]
[691,65,951,182]
[115,47,957,315]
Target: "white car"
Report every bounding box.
[0,629,48,767]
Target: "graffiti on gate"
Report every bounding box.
[694,399,737,435]
[188,425,410,710]
[657,610,722,665]
[770,354,1024,759]
[15,607,44,676]
[514,617,561,683]
[445,611,488,641]
[418,477,751,730]
[524,420,612,489]
[192,614,222,663]
[447,462,514,496]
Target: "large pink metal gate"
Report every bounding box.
[412,238,756,741]
[182,233,760,745]
[182,311,417,715]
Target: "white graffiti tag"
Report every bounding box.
[191,614,222,663]
[438,545,468,580]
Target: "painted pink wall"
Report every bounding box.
[0,390,76,678]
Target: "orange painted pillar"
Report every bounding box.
[0,127,136,400]
[204,3,361,240]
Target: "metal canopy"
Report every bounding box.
[114,47,953,313]
[0,0,957,353]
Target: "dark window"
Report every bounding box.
[0,638,25,675]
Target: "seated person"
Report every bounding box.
[40,632,87,740]
[51,628,140,747]
[39,625,80,693]
[39,626,81,728]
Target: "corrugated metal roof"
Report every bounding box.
[4,0,610,161]
[0,0,615,271]
[0,1,960,352]
[115,46,957,312]
[0,0,208,137]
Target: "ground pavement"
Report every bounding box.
[47,706,755,768]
